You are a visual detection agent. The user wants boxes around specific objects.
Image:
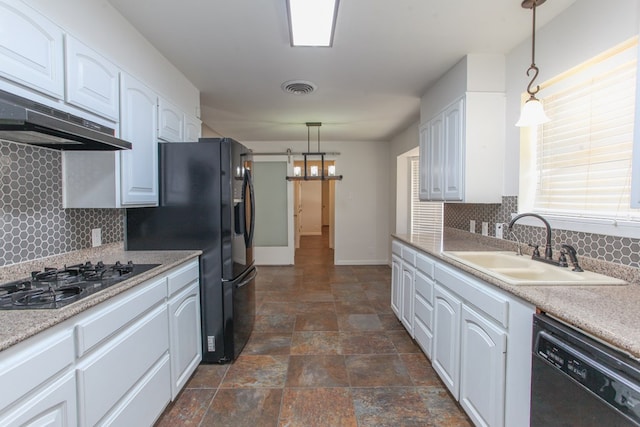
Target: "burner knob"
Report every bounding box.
[96,261,105,269]
[127,261,134,266]
[114,261,122,267]
[31,271,39,279]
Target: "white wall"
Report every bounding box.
[388,121,420,237]
[23,0,200,116]
[504,0,640,195]
[244,139,390,265]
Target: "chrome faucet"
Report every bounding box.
[507,213,554,261]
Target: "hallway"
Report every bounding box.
[156,232,471,426]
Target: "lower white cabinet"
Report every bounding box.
[400,262,415,335]
[167,260,202,399]
[460,305,507,427]
[390,238,534,427]
[390,246,402,317]
[433,284,462,397]
[0,257,202,427]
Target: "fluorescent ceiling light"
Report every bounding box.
[287,0,339,47]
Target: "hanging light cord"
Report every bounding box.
[525,0,540,98]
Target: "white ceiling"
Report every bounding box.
[108,0,575,142]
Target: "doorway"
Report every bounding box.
[293,160,336,264]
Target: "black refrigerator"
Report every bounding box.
[125,138,256,363]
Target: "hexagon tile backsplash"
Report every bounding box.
[0,140,123,267]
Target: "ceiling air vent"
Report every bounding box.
[281,80,316,95]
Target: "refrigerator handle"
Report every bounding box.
[243,169,255,247]
[235,267,257,289]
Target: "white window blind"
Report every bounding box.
[533,38,638,221]
[410,157,442,233]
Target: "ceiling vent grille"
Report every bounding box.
[281,80,316,95]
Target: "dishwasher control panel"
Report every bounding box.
[534,314,640,425]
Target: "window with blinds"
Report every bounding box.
[532,37,638,221]
[410,157,442,233]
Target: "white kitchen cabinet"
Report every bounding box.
[167,259,202,399]
[419,92,505,203]
[158,96,185,142]
[0,0,64,98]
[64,72,159,208]
[420,100,462,201]
[413,253,435,360]
[65,35,120,121]
[120,72,159,206]
[0,372,77,427]
[432,284,462,398]
[0,325,76,426]
[401,263,415,335]
[460,304,507,427]
[390,242,402,318]
[184,114,202,141]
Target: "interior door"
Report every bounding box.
[252,156,294,265]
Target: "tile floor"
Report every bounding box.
[155,231,472,426]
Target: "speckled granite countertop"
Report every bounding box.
[0,243,201,352]
[394,229,640,360]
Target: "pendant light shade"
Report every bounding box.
[516,95,550,127]
[516,0,550,127]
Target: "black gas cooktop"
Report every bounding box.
[0,261,159,310]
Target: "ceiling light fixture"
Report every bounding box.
[286,122,343,181]
[516,0,551,127]
[286,0,339,47]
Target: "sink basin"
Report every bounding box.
[442,251,627,286]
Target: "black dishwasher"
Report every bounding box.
[531,313,640,426]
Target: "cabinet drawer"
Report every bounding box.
[75,276,167,357]
[416,253,435,278]
[167,259,199,297]
[100,354,171,426]
[77,304,169,427]
[392,240,403,256]
[415,270,433,305]
[435,264,509,328]
[414,317,433,359]
[402,246,417,266]
[0,327,74,410]
[415,293,433,331]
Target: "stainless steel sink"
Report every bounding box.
[442,251,627,286]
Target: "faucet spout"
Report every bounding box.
[507,213,553,260]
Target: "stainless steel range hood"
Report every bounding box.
[0,89,131,150]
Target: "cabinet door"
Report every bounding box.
[418,122,430,200]
[169,282,202,399]
[427,114,445,200]
[443,98,464,201]
[120,72,158,206]
[0,0,64,98]
[460,305,507,427]
[158,97,184,142]
[0,372,77,427]
[391,254,402,318]
[65,35,119,121]
[400,262,415,335]
[184,114,202,142]
[433,284,461,398]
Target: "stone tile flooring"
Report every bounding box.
[155,232,472,426]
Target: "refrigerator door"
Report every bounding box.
[222,139,255,280]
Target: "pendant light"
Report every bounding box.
[285,122,342,181]
[516,0,551,127]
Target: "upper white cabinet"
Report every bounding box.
[65,35,119,121]
[158,97,202,142]
[63,73,159,208]
[420,93,505,203]
[120,72,159,206]
[158,97,184,142]
[419,54,506,203]
[184,114,202,142]
[0,0,64,98]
